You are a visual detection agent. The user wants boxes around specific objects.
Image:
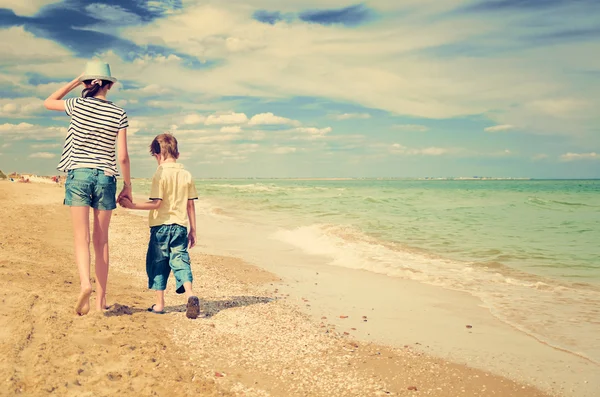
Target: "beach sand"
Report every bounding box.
[0,182,558,396]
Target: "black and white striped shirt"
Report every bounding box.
[57,97,128,176]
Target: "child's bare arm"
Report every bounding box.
[187,199,196,248]
[119,197,162,210]
[44,74,83,111]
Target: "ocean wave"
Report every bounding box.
[270,222,600,363]
[527,196,598,209]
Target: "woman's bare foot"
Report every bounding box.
[97,295,109,311]
[75,286,93,316]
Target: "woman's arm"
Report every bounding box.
[44,75,82,111]
[116,128,132,201]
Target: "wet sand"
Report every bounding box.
[0,182,557,396]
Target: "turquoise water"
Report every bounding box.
[134,178,600,362]
[195,179,600,282]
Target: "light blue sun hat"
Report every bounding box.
[79,61,117,83]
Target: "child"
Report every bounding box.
[119,133,200,319]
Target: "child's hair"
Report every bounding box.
[150,133,179,159]
[81,79,113,98]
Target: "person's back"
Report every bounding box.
[149,163,197,229]
[42,60,132,315]
[59,96,127,175]
[119,133,200,319]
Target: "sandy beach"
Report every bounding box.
[0,181,579,396]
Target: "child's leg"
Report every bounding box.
[153,290,166,312]
[92,209,113,311]
[169,226,199,318]
[182,282,194,298]
[70,206,92,315]
[147,226,170,312]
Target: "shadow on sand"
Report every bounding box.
[104,296,275,318]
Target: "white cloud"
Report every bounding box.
[29,152,56,159]
[1,0,61,16]
[0,27,71,64]
[220,126,242,133]
[334,113,371,120]
[296,127,332,135]
[532,154,549,161]
[30,143,60,149]
[484,124,514,132]
[0,123,67,140]
[390,143,450,156]
[205,111,248,125]
[85,4,142,24]
[560,152,599,162]
[0,122,35,131]
[273,147,297,154]
[393,124,429,132]
[530,98,589,119]
[139,84,172,95]
[248,112,300,126]
[2,143,11,148]
[183,114,206,125]
[0,98,45,118]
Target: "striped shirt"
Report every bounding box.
[57,97,128,176]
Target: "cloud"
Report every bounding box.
[393,124,429,132]
[529,98,589,118]
[296,127,332,135]
[0,122,35,131]
[0,122,67,140]
[220,126,242,133]
[484,124,514,132]
[205,111,248,125]
[139,84,172,95]
[273,146,297,154]
[0,97,46,118]
[30,143,60,149]
[248,112,300,126]
[334,113,371,120]
[559,152,598,161]
[183,114,207,125]
[28,152,56,159]
[390,143,451,156]
[1,0,62,16]
[299,4,374,27]
[0,27,72,65]
[84,4,143,25]
[532,154,549,161]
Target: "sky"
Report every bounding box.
[0,0,599,178]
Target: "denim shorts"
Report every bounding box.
[146,224,193,293]
[64,168,117,211]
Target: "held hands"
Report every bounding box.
[117,185,132,203]
[118,197,134,209]
[188,230,196,249]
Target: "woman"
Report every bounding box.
[44,61,131,315]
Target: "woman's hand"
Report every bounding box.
[117,185,132,203]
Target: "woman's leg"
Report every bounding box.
[93,209,113,311]
[71,206,92,315]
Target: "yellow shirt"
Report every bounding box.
[148,163,198,228]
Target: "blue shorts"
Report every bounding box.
[64,168,117,211]
[146,224,193,293]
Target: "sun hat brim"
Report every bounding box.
[79,75,117,83]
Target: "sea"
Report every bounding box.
[134,178,600,364]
